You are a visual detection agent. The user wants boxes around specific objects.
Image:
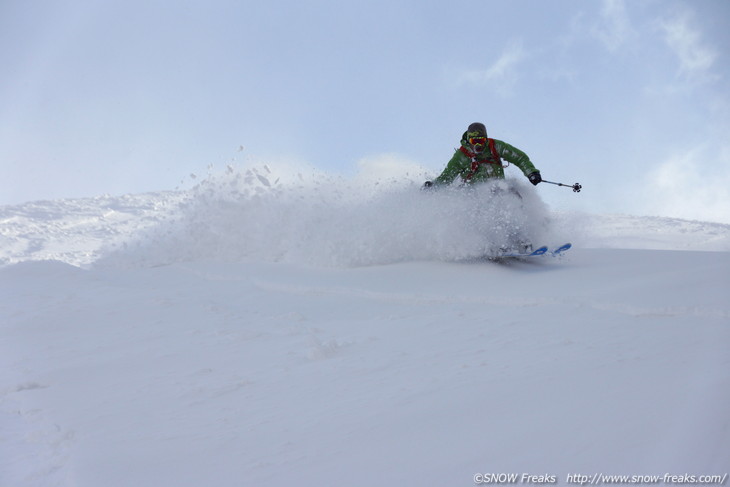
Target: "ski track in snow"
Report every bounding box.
[1,166,729,486]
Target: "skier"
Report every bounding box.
[424,122,544,256]
[424,122,542,188]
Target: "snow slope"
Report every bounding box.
[1,167,729,487]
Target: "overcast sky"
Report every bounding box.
[2,0,729,222]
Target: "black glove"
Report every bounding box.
[423,181,434,188]
[528,171,542,186]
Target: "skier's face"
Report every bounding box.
[469,136,487,154]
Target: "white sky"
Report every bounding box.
[1,0,729,222]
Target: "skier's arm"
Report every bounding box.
[493,139,538,177]
[433,151,467,185]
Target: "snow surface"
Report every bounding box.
[1,166,729,486]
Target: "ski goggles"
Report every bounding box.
[469,136,487,146]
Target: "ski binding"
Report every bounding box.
[497,245,549,258]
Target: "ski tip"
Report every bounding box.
[551,243,572,256]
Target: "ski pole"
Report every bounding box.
[542,180,582,192]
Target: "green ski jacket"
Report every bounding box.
[433,138,538,185]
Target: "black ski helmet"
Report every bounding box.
[467,122,487,138]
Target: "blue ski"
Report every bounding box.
[551,243,572,256]
[494,243,571,259]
